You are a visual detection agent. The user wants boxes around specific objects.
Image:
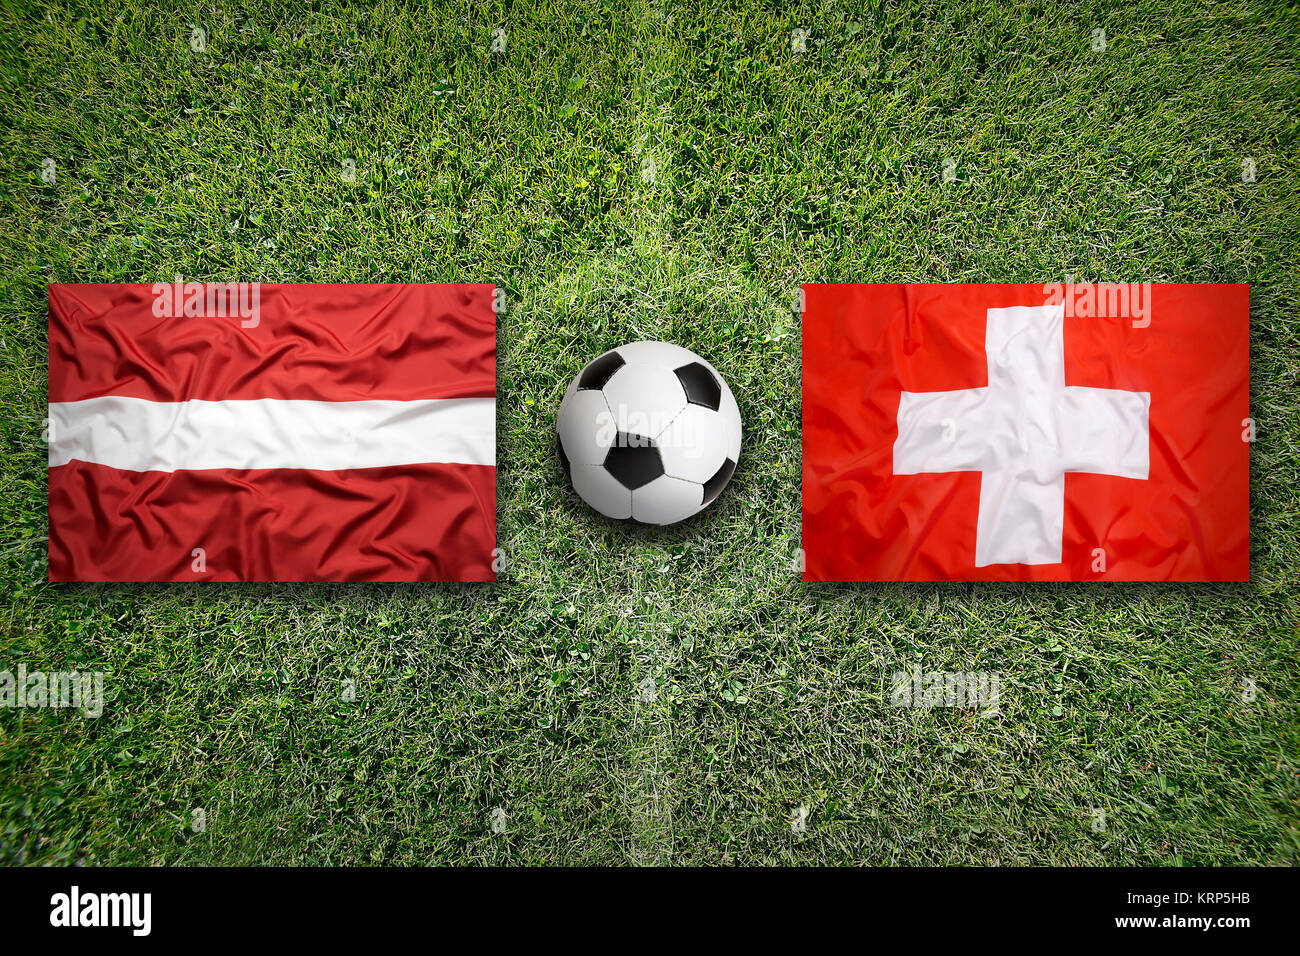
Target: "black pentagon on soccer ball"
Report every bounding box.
[603,433,663,490]
[702,457,736,505]
[577,350,625,390]
[673,362,721,411]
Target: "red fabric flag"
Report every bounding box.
[802,283,1249,581]
[48,283,496,582]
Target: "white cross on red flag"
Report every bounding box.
[802,283,1249,581]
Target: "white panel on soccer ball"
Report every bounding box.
[558,389,615,466]
[719,385,742,464]
[657,403,729,484]
[632,475,703,525]
[619,341,729,401]
[601,364,688,439]
[615,341,701,370]
[570,464,632,519]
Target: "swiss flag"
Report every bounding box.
[802,283,1250,581]
[48,283,496,582]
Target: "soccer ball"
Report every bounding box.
[557,341,742,525]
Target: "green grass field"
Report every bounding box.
[2,0,1298,865]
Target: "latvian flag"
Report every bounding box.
[48,283,496,582]
[802,283,1250,581]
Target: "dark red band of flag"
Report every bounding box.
[49,460,495,582]
[50,283,495,403]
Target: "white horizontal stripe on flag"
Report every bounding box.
[49,396,495,472]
